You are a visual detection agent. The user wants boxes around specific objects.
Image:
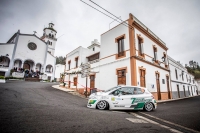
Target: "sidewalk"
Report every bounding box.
[52,84,199,102]
[52,85,75,92]
[52,85,87,99]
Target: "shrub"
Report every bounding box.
[0,76,5,79]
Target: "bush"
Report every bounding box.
[0,76,5,79]
[10,69,14,76]
[5,76,24,80]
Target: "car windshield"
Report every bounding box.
[104,86,118,93]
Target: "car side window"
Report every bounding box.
[110,89,120,96]
[120,87,134,95]
[133,87,144,94]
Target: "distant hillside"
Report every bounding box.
[186,66,200,79]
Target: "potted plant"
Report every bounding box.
[0,76,6,83]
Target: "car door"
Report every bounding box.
[130,87,149,110]
[110,87,134,109]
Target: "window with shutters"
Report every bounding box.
[186,74,188,82]
[87,53,99,62]
[115,34,126,59]
[182,72,184,81]
[68,60,71,70]
[118,38,124,57]
[163,52,168,68]
[138,35,144,58]
[175,69,178,80]
[153,46,158,63]
[75,57,78,68]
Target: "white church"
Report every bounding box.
[0,23,57,81]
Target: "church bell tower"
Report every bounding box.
[42,23,57,56]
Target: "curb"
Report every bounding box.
[52,85,75,92]
[157,95,200,103]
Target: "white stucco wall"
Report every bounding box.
[15,35,46,65]
[136,60,170,93]
[55,64,65,78]
[134,28,168,68]
[101,23,129,59]
[0,43,15,62]
[168,56,197,98]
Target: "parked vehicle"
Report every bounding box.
[87,85,157,111]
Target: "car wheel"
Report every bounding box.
[144,102,153,112]
[96,100,108,110]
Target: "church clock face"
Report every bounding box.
[28,42,37,50]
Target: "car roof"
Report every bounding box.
[117,85,143,88]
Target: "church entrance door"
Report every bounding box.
[23,63,30,70]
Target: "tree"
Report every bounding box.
[56,56,66,65]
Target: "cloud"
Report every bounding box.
[0,0,200,65]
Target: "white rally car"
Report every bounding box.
[87,85,157,111]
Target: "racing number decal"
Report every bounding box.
[131,98,136,104]
[131,98,152,104]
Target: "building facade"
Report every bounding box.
[65,39,100,94]
[168,56,198,98]
[65,13,172,100]
[0,23,57,81]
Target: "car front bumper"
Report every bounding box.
[87,99,98,109]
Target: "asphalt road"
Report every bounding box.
[138,95,200,132]
[0,81,199,133]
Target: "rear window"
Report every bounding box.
[133,87,145,94]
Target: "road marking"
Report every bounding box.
[130,113,182,133]
[112,111,126,114]
[140,112,200,133]
[126,118,148,123]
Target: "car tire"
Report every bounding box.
[96,100,108,110]
[144,102,153,112]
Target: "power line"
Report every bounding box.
[80,0,133,30]
[89,0,133,29]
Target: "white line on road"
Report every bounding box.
[126,118,148,123]
[130,113,182,133]
[140,112,200,133]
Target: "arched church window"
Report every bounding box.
[52,35,54,38]
[49,34,51,38]
[28,42,37,50]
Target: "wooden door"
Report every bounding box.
[117,70,126,85]
[177,85,180,98]
[166,76,171,99]
[191,86,193,96]
[140,69,146,87]
[23,63,30,70]
[156,73,161,100]
[74,77,77,86]
[90,75,95,88]
[183,85,186,97]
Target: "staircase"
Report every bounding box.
[25,77,40,82]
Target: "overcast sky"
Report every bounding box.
[0,0,200,66]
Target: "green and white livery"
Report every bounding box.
[87,85,157,111]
